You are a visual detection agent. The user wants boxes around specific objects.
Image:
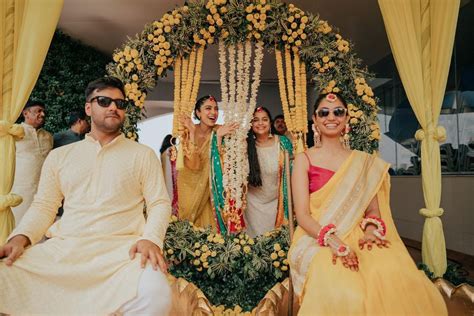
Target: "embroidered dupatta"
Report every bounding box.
[210,131,227,233]
[289,150,389,297]
[275,135,293,228]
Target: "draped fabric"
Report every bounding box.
[0,0,63,244]
[378,0,460,277]
[177,132,216,229]
[289,151,447,315]
[275,135,293,227]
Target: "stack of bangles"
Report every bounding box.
[360,216,387,240]
[317,224,350,257]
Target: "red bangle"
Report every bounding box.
[317,224,337,247]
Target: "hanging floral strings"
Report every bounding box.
[275,47,308,154]
[107,1,383,235]
[171,45,205,169]
[218,39,264,233]
[275,5,309,154]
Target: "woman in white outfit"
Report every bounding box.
[244,107,293,237]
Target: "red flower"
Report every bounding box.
[326,93,337,102]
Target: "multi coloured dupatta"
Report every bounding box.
[289,150,389,297]
[209,130,246,234]
[275,135,293,227]
[210,134,293,234]
[170,156,179,216]
[210,131,227,233]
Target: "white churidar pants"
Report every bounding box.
[117,266,171,315]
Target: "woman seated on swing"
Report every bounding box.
[244,106,293,237]
[289,92,447,315]
[179,95,238,228]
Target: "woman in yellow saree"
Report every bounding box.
[178,95,237,228]
[289,93,447,315]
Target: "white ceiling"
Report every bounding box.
[58,0,391,78]
[58,0,392,114]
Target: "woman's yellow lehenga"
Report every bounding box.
[177,133,216,228]
[289,150,447,316]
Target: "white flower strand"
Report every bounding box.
[220,41,264,214]
[228,45,236,112]
[223,43,247,211]
[242,40,252,108]
[246,41,264,126]
[236,42,245,122]
[218,40,229,117]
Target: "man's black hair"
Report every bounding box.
[85,76,126,101]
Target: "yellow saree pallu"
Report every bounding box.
[289,150,447,316]
[177,134,216,229]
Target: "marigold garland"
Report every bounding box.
[106,1,384,313]
[275,49,293,132]
[107,0,380,153]
[191,46,205,103]
[300,59,308,134]
[170,46,206,168]
[275,47,308,153]
[172,57,182,136]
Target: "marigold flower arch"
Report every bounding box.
[104,3,456,309]
[107,0,381,154]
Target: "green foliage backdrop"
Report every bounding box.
[29,30,110,134]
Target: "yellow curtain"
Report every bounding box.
[0,0,63,244]
[378,0,460,277]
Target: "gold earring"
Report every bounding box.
[312,124,322,147]
[341,123,350,149]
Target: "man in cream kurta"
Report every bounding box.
[0,77,172,315]
[12,101,53,224]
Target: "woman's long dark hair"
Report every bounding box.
[247,107,273,187]
[160,134,173,154]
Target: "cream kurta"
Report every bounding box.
[12,122,53,224]
[0,134,171,315]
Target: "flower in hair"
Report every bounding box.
[208,95,216,102]
[326,93,337,102]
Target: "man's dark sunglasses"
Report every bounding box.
[315,107,347,118]
[88,96,128,110]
